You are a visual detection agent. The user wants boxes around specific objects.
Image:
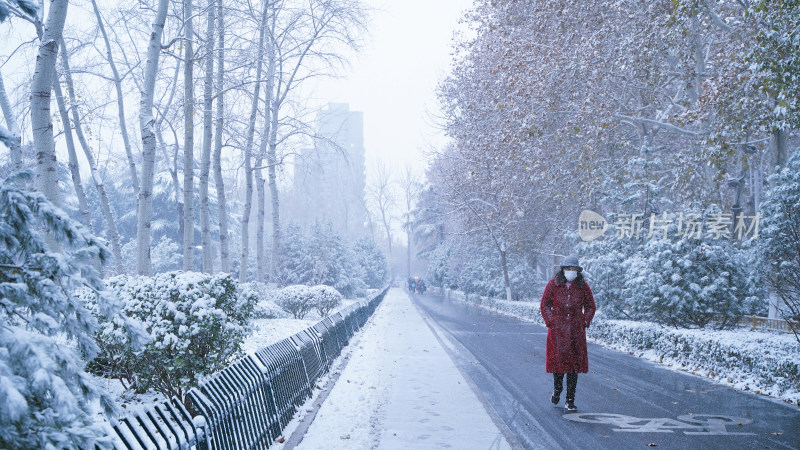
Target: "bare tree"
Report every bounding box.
[58,39,126,275]
[31,0,69,208]
[136,0,171,276]
[0,72,22,172]
[262,0,368,281]
[155,53,185,247]
[52,71,91,229]
[239,0,270,283]
[90,0,139,204]
[213,0,230,273]
[182,0,196,271]
[199,0,215,274]
[397,163,422,278]
[369,160,395,276]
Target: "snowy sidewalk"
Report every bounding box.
[291,287,511,450]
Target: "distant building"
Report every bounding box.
[291,103,367,238]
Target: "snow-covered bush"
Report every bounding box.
[459,249,505,298]
[88,271,256,399]
[310,285,343,317]
[759,149,800,343]
[276,285,316,319]
[279,225,312,285]
[0,171,122,448]
[241,282,288,319]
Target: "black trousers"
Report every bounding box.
[553,373,578,400]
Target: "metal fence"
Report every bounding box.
[107,287,388,449]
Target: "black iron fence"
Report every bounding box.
[107,287,388,449]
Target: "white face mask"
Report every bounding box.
[564,270,578,281]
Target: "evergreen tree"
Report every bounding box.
[278,224,312,286]
[750,0,800,130]
[0,172,120,448]
[759,149,800,343]
[353,237,387,289]
[630,236,753,329]
[578,228,639,319]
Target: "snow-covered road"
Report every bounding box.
[290,287,512,449]
[411,291,800,449]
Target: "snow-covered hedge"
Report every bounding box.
[87,271,257,399]
[310,285,343,317]
[275,284,344,319]
[589,320,799,403]
[276,285,316,319]
[457,292,800,404]
[241,282,289,319]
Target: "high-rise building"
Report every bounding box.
[291,103,367,238]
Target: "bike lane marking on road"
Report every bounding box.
[563,413,755,435]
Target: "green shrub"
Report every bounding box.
[87,271,256,400]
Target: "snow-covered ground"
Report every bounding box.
[281,288,512,450]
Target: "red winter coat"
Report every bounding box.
[540,277,596,373]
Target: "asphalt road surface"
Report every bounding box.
[410,291,800,450]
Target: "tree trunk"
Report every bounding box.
[256,90,270,283]
[60,39,125,275]
[0,72,22,172]
[52,71,91,230]
[255,157,266,283]
[500,248,512,301]
[214,0,229,273]
[406,228,411,278]
[266,44,281,283]
[137,0,170,276]
[182,0,196,271]
[240,148,253,283]
[381,211,393,269]
[770,127,787,171]
[267,142,280,283]
[91,0,139,204]
[199,0,215,274]
[239,1,268,282]
[31,0,69,208]
[156,56,184,252]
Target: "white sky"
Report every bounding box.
[309,0,473,176]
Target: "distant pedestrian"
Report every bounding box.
[540,255,596,412]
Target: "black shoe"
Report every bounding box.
[565,400,577,412]
[550,392,560,405]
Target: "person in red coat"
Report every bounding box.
[540,255,596,412]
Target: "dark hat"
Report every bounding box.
[561,255,582,271]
